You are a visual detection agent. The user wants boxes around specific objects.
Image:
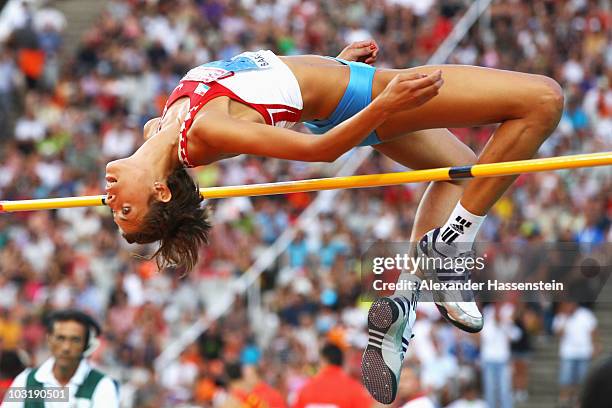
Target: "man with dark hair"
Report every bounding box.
[2,309,119,407]
[292,343,374,408]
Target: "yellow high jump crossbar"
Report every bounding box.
[1,151,611,213]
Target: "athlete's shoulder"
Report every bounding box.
[191,109,233,141]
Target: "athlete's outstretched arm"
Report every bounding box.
[196,108,382,162]
[196,71,443,162]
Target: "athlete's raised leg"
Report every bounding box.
[375,66,562,330]
[373,64,564,216]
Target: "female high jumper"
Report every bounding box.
[103,41,563,404]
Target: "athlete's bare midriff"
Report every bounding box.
[279,55,350,120]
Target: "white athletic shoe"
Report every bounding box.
[417,227,484,333]
[361,292,418,404]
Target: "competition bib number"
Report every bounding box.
[182,51,272,83]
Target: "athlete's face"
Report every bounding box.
[105,158,156,235]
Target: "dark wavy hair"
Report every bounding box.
[122,167,211,272]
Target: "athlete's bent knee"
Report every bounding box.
[533,75,564,128]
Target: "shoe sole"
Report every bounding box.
[362,297,400,405]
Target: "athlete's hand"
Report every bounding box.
[376,70,443,113]
[337,40,379,65]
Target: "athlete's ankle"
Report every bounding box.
[437,201,485,249]
[392,272,421,300]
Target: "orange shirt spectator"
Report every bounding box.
[223,362,288,408]
[231,388,268,407]
[253,381,287,408]
[293,343,374,408]
[0,311,22,350]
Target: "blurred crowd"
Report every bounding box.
[0,0,610,407]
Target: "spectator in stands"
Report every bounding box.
[292,343,374,408]
[479,302,520,408]
[510,302,535,404]
[553,301,600,408]
[444,381,486,408]
[396,366,436,408]
[222,360,286,408]
[8,14,44,90]
[0,46,16,132]
[2,309,119,407]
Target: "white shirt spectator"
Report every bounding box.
[0,277,18,309]
[401,395,436,408]
[221,14,246,37]
[480,305,521,363]
[373,209,395,240]
[21,235,55,274]
[142,15,184,55]
[421,350,459,390]
[295,323,319,362]
[252,0,275,22]
[582,79,612,142]
[102,124,135,159]
[123,272,146,307]
[562,58,584,84]
[0,52,16,93]
[452,44,478,65]
[159,355,199,401]
[35,160,63,189]
[34,7,67,32]
[344,27,372,44]
[15,115,46,142]
[215,196,253,222]
[445,398,487,408]
[3,358,119,407]
[224,160,248,186]
[582,80,612,123]
[50,279,73,309]
[388,0,435,16]
[0,0,32,40]
[553,306,597,359]
[408,317,436,365]
[73,210,102,239]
